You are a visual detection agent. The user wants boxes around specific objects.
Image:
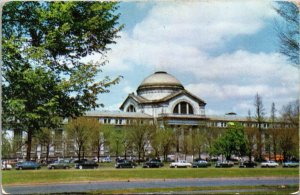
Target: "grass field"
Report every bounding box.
[2,166,298,185]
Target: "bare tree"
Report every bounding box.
[274,2,299,66]
[244,110,257,162]
[254,93,265,161]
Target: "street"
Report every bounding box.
[4,177,298,194]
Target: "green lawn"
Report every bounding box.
[2,167,298,185]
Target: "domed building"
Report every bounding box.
[119,71,206,125]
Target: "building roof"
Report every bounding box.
[85,110,153,119]
[137,71,184,92]
[120,89,206,110]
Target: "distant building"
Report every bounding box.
[11,71,292,160]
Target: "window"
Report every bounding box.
[127,105,136,112]
[173,101,194,115]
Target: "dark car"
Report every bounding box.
[75,160,98,169]
[142,159,164,168]
[115,159,136,168]
[215,161,234,168]
[192,160,211,168]
[16,161,41,170]
[48,160,71,169]
[239,161,257,168]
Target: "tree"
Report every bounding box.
[244,110,257,162]
[192,129,206,160]
[150,126,175,161]
[211,123,247,160]
[127,120,154,163]
[181,134,193,160]
[108,127,131,159]
[36,127,54,163]
[278,100,299,161]
[274,2,299,66]
[2,2,123,160]
[88,118,102,163]
[66,117,99,161]
[254,93,265,161]
[269,102,279,161]
[2,131,12,159]
[281,100,299,127]
[278,128,298,161]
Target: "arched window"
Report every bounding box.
[173,102,194,115]
[127,105,136,112]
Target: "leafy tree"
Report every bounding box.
[66,117,99,161]
[87,118,102,162]
[36,127,55,163]
[2,2,123,160]
[2,131,12,159]
[108,126,131,159]
[127,120,154,163]
[211,123,247,160]
[149,126,175,161]
[192,129,206,160]
[274,2,299,66]
[181,134,193,160]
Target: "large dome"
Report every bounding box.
[137,71,184,100]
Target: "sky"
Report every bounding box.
[85,1,299,117]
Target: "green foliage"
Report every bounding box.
[2,1,123,160]
[150,126,175,161]
[108,127,131,158]
[126,120,155,162]
[66,117,101,160]
[2,131,12,159]
[210,123,247,160]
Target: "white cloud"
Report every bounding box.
[91,1,298,115]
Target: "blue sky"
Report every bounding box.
[85,1,299,117]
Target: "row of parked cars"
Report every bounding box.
[2,159,299,170]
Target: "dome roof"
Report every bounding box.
[138,71,184,91]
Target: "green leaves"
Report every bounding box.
[211,123,247,159]
[2,1,123,160]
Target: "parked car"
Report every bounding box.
[48,160,71,169]
[2,162,12,170]
[283,161,299,168]
[192,160,211,168]
[142,159,164,168]
[215,161,234,168]
[16,161,41,170]
[170,160,192,168]
[261,161,279,168]
[115,159,136,168]
[75,160,98,169]
[239,161,257,168]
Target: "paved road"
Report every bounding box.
[4,177,299,194]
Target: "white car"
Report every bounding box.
[2,163,12,170]
[261,161,279,168]
[170,160,192,168]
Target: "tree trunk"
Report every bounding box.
[138,151,141,164]
[78,145,81,161]
[26,130,33,161]
[273,139,277,162]
[97,142,101,163]
[46,144,50,163]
